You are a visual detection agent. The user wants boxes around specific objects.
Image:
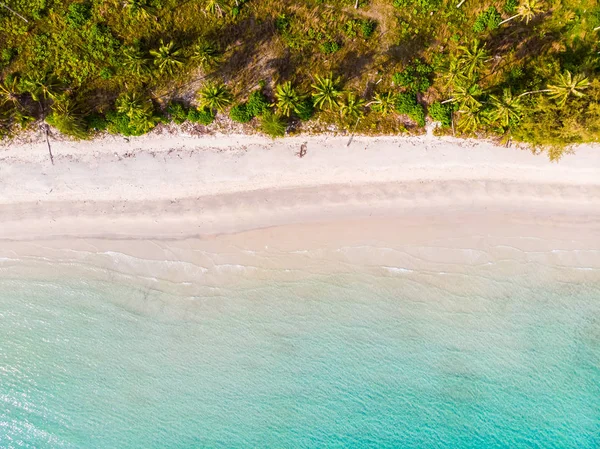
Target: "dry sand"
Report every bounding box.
[0,133,599,239]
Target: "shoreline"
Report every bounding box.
[0,132,599,292]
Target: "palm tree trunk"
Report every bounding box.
[456,0,466,7]
[518,89,550,97]
[499,14,519,25]
[0,2,28,22]
[441,98,455,104]
[354,0,359,8]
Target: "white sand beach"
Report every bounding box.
[1,133,600,295]
[1,133,599,239]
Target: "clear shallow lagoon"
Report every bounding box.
[1,262,599,448]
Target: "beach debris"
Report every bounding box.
[297,142,307,158]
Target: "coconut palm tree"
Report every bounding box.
[198,82,232,111]
[204,0,227,17]
[191,40,222,70]
[149,40,185,75]
[457,39,489,78]
[46,96,88,139]
[488,88,523,128]
[0,77,21,108]
[124,0,156,19]
[274,81,302,116]
[368,91,396,116]
[123,45,150,76]
[438,58,466,91]
[443,78,483,109]
[456,104,487,133]
[339,92,366,120]
[547,70,590,106]
[499,0,544,25]
[21,73,61,103]
[311,74,343,110]
[116,91,153,119]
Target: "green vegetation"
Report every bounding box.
[0,0,598,157]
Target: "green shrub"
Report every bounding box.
[393,59,433,93]
[84,113,108,132]
[187,107,215,125]
[320,41,340,54]
[360,20,376,38]
[428,102,453,127]
[395,93,425,126]
[66,2,92,27]
[167,101,188,124]
[393,0,440,13]
[1,48,16,67]
[473,7,502,33]
[106,109,158,136]
[229,103,253,123]
[260,111,287,137]
[247,90,269,116]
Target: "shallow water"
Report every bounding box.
[1,252,599,448]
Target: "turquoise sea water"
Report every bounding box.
[1,262,599,448]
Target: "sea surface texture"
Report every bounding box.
[1,245,599,448]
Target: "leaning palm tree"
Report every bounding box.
[488,88,523,128]
[149,40,185,76]
[191,40,222,70]
[123,45,151,76]
[457,39,489,79]
[198,82,232,111]
[546,70,590,106]
[499,0,544,25]
[339,92,366,120]
[369,91,396,116]
[311,74,343,110]
[274,81,302,116]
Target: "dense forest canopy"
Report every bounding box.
[0,0,598,157]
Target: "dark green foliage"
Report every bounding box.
[296,98,315,121]
[84,113,108,132]
[319,41,340,54]
[187,107,215,125]
[260,111,287,138]
[247,90,269,117]
[360,20,376,39]
[1,48,16,67]
[66,2,92,28]
[395,93,426,127]
[229,103,253,123]
[504,0,518,14]
[167,101,188,124]
[473,7,502,33]
[393,59,433,93]
[428,102,453,127]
